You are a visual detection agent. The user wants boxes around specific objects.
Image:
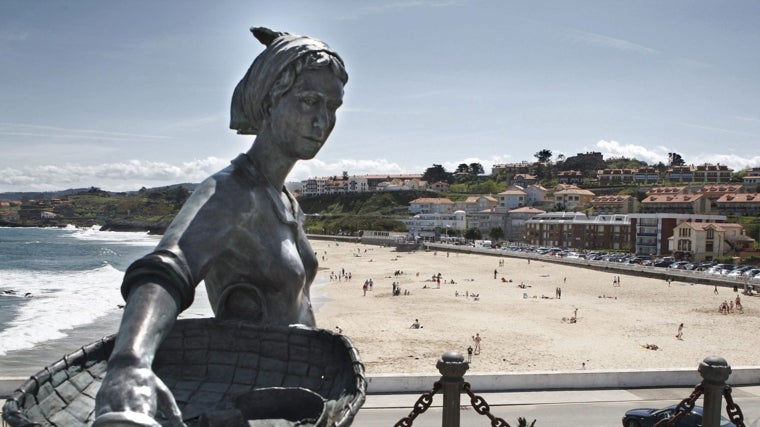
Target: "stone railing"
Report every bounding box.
[394,353,746,427]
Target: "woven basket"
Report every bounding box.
[2,319,366,426]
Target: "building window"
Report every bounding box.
[706,228,714,239]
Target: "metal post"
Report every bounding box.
[698,356,731,427]
[436,351,469,427]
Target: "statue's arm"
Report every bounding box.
[94,280,185,426]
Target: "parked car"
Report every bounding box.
[653,257,675,267]
[668,261,690,269]
[622,404,736,427]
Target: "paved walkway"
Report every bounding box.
[4,375,760,425]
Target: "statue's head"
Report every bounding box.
[230,27,348,135]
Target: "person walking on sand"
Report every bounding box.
[467,345,473,362]
[472,333,482,354]
[714,285,719,295]
[676,323,684,340]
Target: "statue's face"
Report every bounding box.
[268,67,344,160]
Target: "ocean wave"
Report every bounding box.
[0,264,125,356]
[65,224,160,247]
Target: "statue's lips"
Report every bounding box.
[303,136,325,145]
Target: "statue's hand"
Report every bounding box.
[94,362,185,427]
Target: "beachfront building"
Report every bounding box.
[670,222,755,262]
[590,195,640,215]
[301,173,424,195]
[467,207,508,238]
[497,185,527,209]
[714,193,760,217]
[402,210,467,239]
[408,197,455,214]
[459,195,499,214]
[640,193,710,215]
[506,206,545,242]
[629,213,727,256]
[524,212,728,255]
[743,167,760,192]
[524,184,548,205]
[552,187,595,211]
[524,212,631,251]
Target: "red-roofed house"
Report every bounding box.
[670,222,755,262]
[590,195,640,215]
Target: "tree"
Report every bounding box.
[464,227,482,241]
[489,226,505,241]
[469,162,485,176]
[422,164,452,184]
[668,152,685,166]
[455,163,470,174]
[534,149,553,164]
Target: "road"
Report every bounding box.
[353,387,760,426]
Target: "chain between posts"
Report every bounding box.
[652,383,748,427]
[724,385,746,427]
[653,384,703,427]
[463,382,512,427]
[393,382,442,427]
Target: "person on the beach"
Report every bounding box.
[472,333,482,354]
[410,318,422,329]
[95,27,347,425]
[675,323,683,340]
[467,345,473,362]
[714,285,719,294]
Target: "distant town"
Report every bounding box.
[2,151,760,264]
[294,151,760,264]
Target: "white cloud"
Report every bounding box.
[593,140,760,171]
[594,140,668,164]
[0,157,228,192]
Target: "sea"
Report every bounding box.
[0,226,216,378]
[0,226,331,378]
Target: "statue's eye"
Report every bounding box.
[301,96,318,106]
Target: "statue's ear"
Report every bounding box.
[250,27,287,46]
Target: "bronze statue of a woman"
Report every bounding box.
[94,27,348,426]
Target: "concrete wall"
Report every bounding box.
[366,366,760,394]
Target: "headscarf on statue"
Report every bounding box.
[230,27,346,135]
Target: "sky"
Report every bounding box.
[1,0,759,192]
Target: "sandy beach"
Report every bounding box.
[3,239,757,381]
[311,240,760,375]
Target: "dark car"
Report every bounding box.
[622,404,736,427]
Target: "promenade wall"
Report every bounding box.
[365,366,760,394]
